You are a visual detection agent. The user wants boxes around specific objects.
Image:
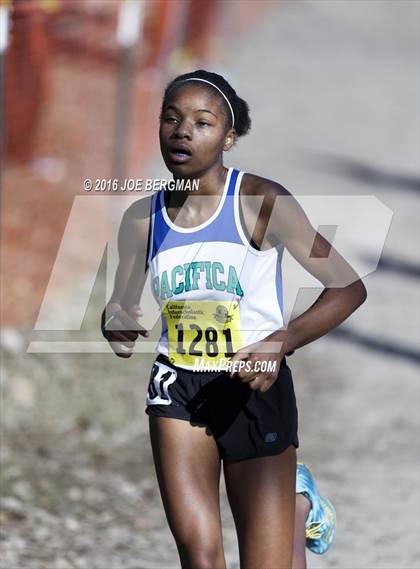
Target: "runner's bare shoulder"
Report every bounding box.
[239,172,294,250]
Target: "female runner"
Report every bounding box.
[102,69,366,568]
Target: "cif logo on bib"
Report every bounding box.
[214,304,234,325]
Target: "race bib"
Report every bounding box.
[163,300,242,367]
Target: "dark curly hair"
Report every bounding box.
[161,69,251,138]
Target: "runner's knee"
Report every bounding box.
[177,539,225,569]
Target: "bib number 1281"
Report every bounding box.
[163,300,242,367]
[175,323,234,358]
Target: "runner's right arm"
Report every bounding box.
[101,197,151,358]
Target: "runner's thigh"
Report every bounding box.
[149,415,225,564]
[223,445,297,569]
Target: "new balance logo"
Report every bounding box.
[264,432,278,443]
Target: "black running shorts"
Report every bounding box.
[145,354,299,461]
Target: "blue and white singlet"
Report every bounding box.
[147,167,285,370]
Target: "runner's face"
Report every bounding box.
[159,84,234,177]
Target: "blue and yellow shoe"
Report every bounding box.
[296,462,336,554]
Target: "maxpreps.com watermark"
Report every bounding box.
[83,178,200,192]
[192,358,278,373]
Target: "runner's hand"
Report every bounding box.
[229,333,287,392]
[102,302,149,358]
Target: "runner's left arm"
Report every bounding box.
[263,180,367,354]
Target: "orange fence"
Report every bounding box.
[1,0,267,328]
